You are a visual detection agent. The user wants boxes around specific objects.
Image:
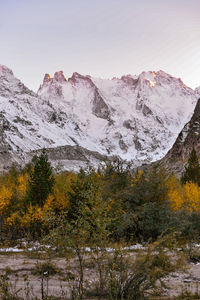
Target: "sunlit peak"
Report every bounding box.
[149,80,155,87]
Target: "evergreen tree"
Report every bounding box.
[181,148,200,186]
[67,169,99,223]
[27,150,55,207]
[117,167,173,241]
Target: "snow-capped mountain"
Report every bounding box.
[0,65,108,171]
[0,64,198,171]
[38,70,197,162]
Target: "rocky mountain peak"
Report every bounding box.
[38,71,67,98]
[134,70,194,98]
[0,65,14,79]
[43,73,51,84]
[134,71,159,90]
[120,74,138,86]
[0,65,36,98]
[53,71,66,83]
[68,72,93,86]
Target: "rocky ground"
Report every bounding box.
[0,249,200,299]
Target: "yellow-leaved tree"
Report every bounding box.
[44,171,77,213]
[168,175,200,211]
[0,186,12,215]
[184,182,200,211]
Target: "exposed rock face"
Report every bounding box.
[69,72,110,119]
[162,98,200,175]
[0,113,13,169]
[28,145,113,172]
[0,64,199,171]
[92,89,110,119]
[54,71,66,83]
[43,74,51,84]
[0,65,14,78]
[195,86,200,98]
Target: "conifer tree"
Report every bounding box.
[67,169,99,223]
[27,150,55,207]
[181,148,200,186]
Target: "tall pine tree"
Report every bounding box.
[27,150,55,207]
[181,148,200,186]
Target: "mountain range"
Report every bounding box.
[0,64,199,172]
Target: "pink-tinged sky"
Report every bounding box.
[0,0,200,91]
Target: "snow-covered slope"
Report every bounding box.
[0,64,198,170]
[38,70,197,164]
[0,66,111,170]
[0,66,77,151]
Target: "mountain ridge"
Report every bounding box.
[0,64,198,171]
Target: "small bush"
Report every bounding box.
[32,261,59,276]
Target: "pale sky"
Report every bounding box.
[1,0,200,91]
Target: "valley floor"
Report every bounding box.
[0,250,200,299]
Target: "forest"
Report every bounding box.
[0,149,199,299]
[0,149,199,243]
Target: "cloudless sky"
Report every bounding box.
[0,0,200,91]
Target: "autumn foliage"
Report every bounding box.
[0,150,199,243]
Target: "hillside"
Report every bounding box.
[162,98,200,175]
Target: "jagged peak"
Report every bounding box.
[136,71,157,89]
[70,72,88,80]
[38,69,196,99]
[155,70,188,86]
[120,74,138,85]
[53,71,66,83]
[72,72,82,78]
[68,72,94,87]
[0,65,14,78]
[137,70,171,82]
[135,70,193,91]
[138,70,178,80]
[155,70,171,76]
[43,73,51,83]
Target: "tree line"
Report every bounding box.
[0,148,199,244]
